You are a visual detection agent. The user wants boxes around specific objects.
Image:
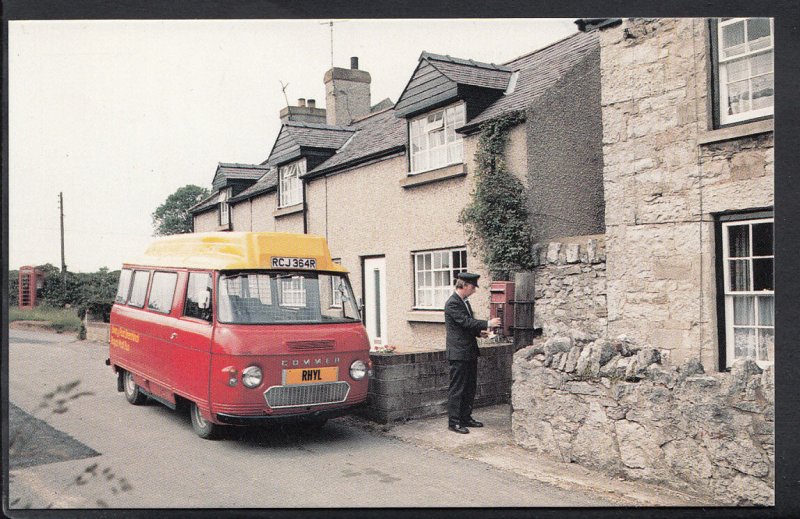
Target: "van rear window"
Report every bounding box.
[128,271,150,308]
[115,269,133,304]
[218,271,360,324]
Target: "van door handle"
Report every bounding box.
[170,332,178,340]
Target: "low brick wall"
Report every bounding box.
[361,343,514,423]
[512,335,774,505]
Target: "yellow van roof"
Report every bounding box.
[125,232,347,272]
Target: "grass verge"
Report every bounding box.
[8,305,84,334]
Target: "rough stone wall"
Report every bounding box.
[512,335,774,505]
[531,236,607,339]
[598,18,774,368]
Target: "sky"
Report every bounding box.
[8,18,578,272]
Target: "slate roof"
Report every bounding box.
[460,30,598,132]
[218,31,597,190]
[304,106,406,177]
[228,168,279,202]
[422,52,513,90]
[212,162,271,190]
[189,191,220,214]
[266,122,355,167]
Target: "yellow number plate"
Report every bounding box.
[284,367,339,385]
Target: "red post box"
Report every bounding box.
[489,281,515,338]
[18,266,44,310]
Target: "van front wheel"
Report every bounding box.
[190,402,224,440]
[123,371,147,405]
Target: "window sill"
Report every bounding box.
[400,163,466,189]
[698,118,773,145]
[406,310,445,323]
[273,203,304,218]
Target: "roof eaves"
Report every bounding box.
[303,145,406,180]
[457,108,527,136]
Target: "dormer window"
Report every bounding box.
[409,103,466,174]
[218,188,231,226]
[278,160,305,208]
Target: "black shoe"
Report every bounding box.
[448,424,470,434]
[463,418,484,428]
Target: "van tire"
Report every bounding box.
[190,402,223,440]
[123,371,147,405]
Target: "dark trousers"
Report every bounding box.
[448,360,477,425]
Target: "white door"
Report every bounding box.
[363,257,388,350]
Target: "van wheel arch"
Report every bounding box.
[123,370,147,405]
[190,402,225,440]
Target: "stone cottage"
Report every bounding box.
[191,32,605,354]
[512,18,774,505]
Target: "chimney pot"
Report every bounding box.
[350,57,359,70]
[307,99,316,108]
[297,98,306,107]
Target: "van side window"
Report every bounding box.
[148,271,178,314]
[115,269,133,304]
[184,272,213,322]
[128,270,150,308]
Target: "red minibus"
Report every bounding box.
[107,232,371,439]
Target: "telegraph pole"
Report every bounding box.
[59,192,66,295]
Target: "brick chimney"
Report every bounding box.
[324,56,371,126]
[279,96,327,124]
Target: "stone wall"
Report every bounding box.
[512,335,774,505]
[362,343,513,423]
[531,236,607,339]
[84,321,109,342]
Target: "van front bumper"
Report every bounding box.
[215,402,365,426]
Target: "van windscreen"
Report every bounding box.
[217,271,361,324]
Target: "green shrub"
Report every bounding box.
[459,111,535,280]
[9,305,83,334]
[8,265,120,323]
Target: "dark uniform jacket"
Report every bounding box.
[445,292,488,361]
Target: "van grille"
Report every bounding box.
[264,382,350,408]
[287,340,335,351]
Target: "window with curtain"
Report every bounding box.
[722,218,774,367]
[715,18,774,126]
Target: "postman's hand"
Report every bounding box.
[488,317,502,328]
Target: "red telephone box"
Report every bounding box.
[489,281,515,338]
[18,266,44,309]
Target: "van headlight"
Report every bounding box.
[349,360,367,380]
[241,366,263,388]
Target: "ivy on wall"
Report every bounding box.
[459,110,535,280]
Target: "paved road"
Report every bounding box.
[7,329,614,509]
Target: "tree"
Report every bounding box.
[151,185,210,236]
